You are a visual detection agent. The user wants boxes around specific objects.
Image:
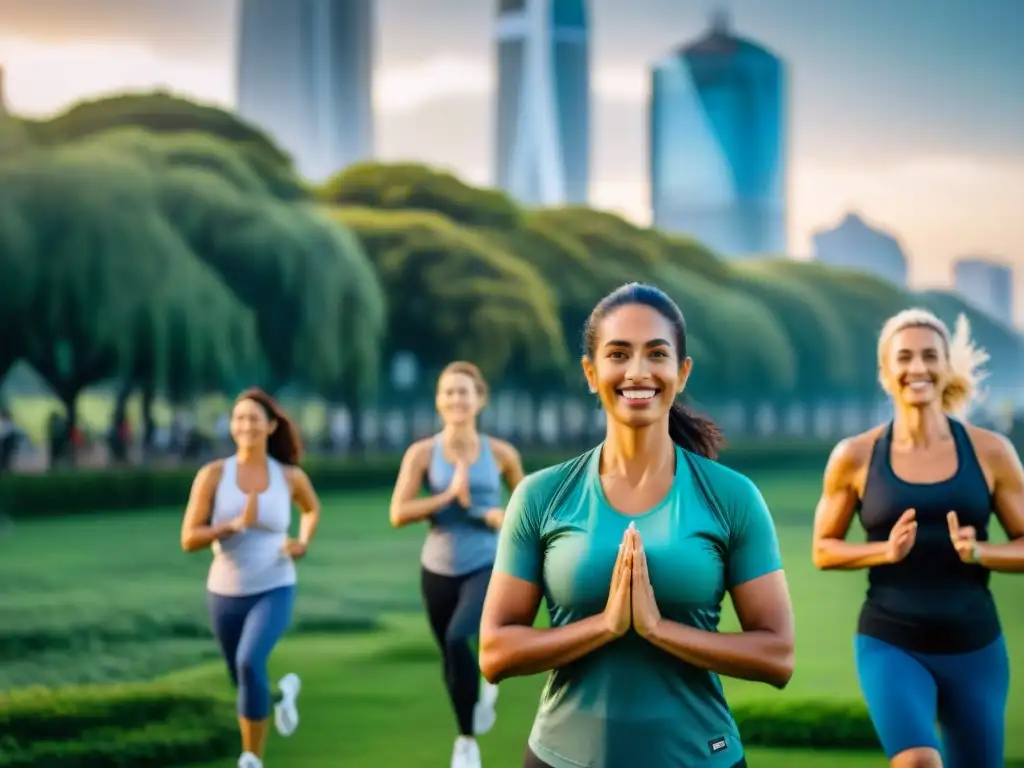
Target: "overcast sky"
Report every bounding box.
[2,0,1023,322]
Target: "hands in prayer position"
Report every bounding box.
[603,522,663,639]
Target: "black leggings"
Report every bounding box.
[421,565,492,736]
[523,746,748,767]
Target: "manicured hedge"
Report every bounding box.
[0,683,236,767]
[0,681,879,766]
[734,698,878,750]
[0,440,835,518]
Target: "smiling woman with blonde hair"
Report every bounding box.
[813,308,1024,768]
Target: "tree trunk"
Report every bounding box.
[142,383,157,449]
[57,387,81,467]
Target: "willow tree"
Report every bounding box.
[157,164,355,392]
[320,162,522,230]
[652,264,798,406]
[761,260,909,400]
[7,146,183,428]
[331,206,568,384]
[0,147,43,383]
[730,260,857,400]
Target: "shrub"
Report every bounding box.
[0,683,235,767]
[734,698,879,750]
[0,441,834,519]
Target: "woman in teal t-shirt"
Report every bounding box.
[480,283,796,768]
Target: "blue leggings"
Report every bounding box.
[854,634,1009,767]
[208,585,295,719]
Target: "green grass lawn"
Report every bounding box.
[2,470,1023,766]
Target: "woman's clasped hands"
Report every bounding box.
[604,521,663,639]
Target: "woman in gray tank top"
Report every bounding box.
[390,361,525,768]
[181,388,322,768]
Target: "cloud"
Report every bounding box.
[376,55,646,114]
[0,37,232,117]
[375,55,491,113]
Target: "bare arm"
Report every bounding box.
[289,467,322,546]
[481,439,527,529]
[646,571,795,689]
[496,439,526,491]
[181,462,237,551]
[389,441,453,527]
[479,573,620,683]
[812,438,892,570]
[977,435,1024,572]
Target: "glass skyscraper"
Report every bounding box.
[237,0,374,182]
[954,257,1015,328]
[812,212,909,288]
[494,0,590,206]
[649,12,787,258]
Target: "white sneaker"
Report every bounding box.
[450,736,481,768]
[238,752,263,768]
[274,673,301,737]
[473,681,499,735]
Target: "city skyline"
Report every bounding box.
[0,0,1022,322]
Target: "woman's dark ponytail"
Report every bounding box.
[668,401,724,460]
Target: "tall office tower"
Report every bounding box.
[811,212,910,288]
[494,0,590,206]
[954,257,1015,328]
[237,0,374,182]
[649,11,787,258]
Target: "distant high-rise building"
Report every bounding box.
[954,257,1015,328]
[649,11,787,258]
[494,0,590,206]
[811,212,909,288]
[237,0,374,182]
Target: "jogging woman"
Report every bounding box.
[181,387,322,768]
[480,283,795,768]
[812,309,1024,768]
[390,361,525,768]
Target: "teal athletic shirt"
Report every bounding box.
[493,443,783,768]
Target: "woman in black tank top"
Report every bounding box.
[811,309,1024,768]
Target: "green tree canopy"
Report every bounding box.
[652,264,798,401]
[159,164,381,392]
[2,142,253,422]
[749,260,910,398]
[329,206,568,383]
[729,260,857,398]
[320,162,522,230]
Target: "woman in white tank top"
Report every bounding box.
[181,388,322,768]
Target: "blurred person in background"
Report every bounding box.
[389,361,525,768]
[0,407,15,472]
[812,309,1024,768]
[181,387,322,768]
[480,283,794,768]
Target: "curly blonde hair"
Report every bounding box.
[877,308,989,418]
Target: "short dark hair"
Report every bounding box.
[234,387,304,465]
[582,282,724,459]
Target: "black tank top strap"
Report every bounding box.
[862,422,894,495]
[948,417,990,494]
